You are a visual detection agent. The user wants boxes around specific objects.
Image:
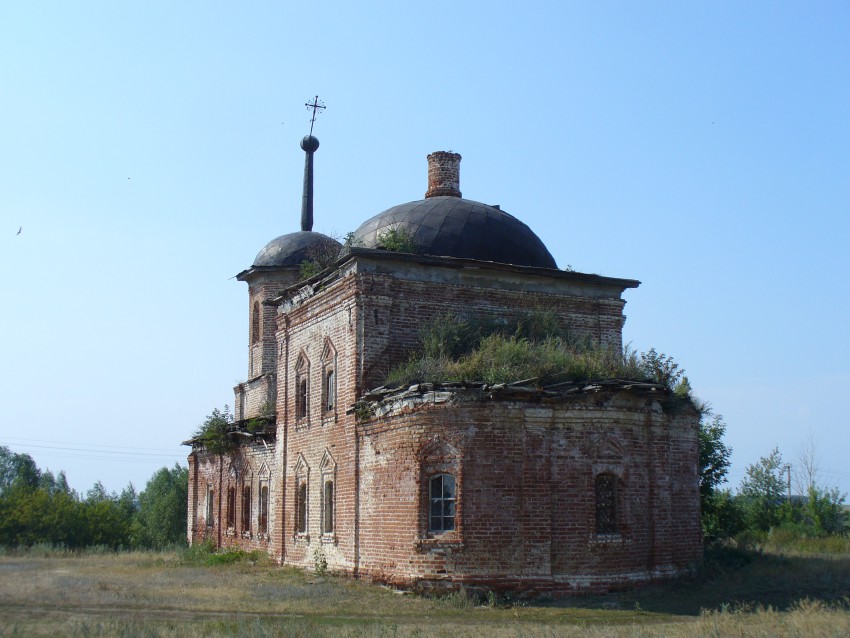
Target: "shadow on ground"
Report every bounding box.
[548,549,850,616]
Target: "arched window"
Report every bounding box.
[321,339,337,416]
[320,450,336,537]
[251,301,261,345]
[258,485,269,535]
[324,369,335,412]
[241,485,251,532]
[297,379,308,417]
[595,473,618,534]
[226,487,236,529]
[429,474,456,532]
[323,480,334,534]
[295,355,309,421]
[296,480,308,534]
[206,486,215,528]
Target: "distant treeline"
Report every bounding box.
[0,446,187,549]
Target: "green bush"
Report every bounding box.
[702,490,745,545]
[182,540,266,566]
[298,260,321,280]
[192,406,234,455]
[376,227,418,253]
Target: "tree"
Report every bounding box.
[739,447,786,532]
[701,489,744,543]
[193,406,234,455]
[134,464,189,549]
[697,415,742,542]
[0,452,189,550]
[0,446,40,494]
[39,469,72,496]
[699,415,732,499]
[794,429,821,496]
[801,485,848,536]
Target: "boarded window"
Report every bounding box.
[241,486,251,532]
[595,473,618,534]
[429,474,456,532]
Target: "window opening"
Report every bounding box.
[251,301,260,345]
[206,486,214,528]
[323,480,334,534]
[296,480,308,534]
[226,487,236,528]
[241,485,251,532]
[258,485,269,535]
[297,379,308,418]
[324,369,335,411]
[595,473,618,534]
[429,474,456,532]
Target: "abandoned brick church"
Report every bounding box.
[185,137,702,593]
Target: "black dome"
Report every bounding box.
[253,231,342,267]
[351,197,557,269]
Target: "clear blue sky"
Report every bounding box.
[2,1,848,496]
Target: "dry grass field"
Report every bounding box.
[1,544,849,637]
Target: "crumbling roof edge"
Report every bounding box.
[352,379,688,415]
[266,248,641,307]
[181,416,277,448]
[343,247,641,289]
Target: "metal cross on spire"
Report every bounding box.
[305,95,326,135]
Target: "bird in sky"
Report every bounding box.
[17,227,22,235]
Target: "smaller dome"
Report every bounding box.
[253,231,341,268]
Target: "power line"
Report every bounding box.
[2,435,181,454]
[13,450,182,464]
[4,442,184,459]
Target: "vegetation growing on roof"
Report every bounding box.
[244,401,275,434]
[192,406,235,455]
[376,226,418,253]
[384,311,691,392]
[298,227,417,280]
[298,234,345,281]
[192,402,275,453]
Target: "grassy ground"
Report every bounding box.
[1,543,849,637]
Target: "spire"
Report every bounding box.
[299,96,325,232]
[300,135,319,232]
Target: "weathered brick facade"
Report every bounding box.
[354,390,700,592]
[186,149,702,594]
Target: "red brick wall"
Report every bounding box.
[242,269,301,409]
[187,442,277,555]
[353,269,627,391]
[275,273,360,571]
[353,395,701,593]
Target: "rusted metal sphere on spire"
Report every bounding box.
[300,135,320,153]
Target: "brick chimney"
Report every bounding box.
[425,151,462,198]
